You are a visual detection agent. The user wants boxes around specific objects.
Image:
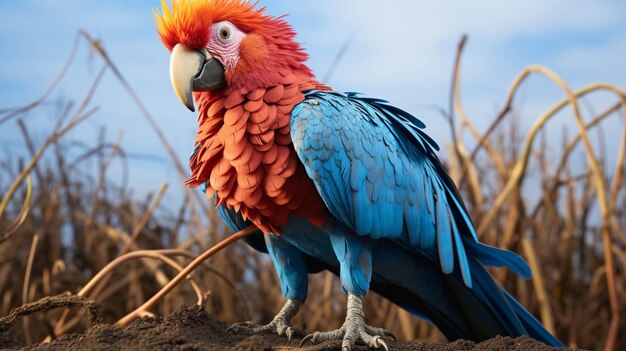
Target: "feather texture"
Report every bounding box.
[187,76,329,233]
[291,91,481,286]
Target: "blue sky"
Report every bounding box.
[1,1,625,207]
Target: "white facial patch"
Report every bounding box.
[207,21,246,69]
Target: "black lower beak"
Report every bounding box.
[192,57,225,92]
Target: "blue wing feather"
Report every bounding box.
[436,188,454,274]
[291,91,529,287]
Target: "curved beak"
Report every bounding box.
[169,43,225,112]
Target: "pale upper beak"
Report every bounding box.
[169,43,225,112]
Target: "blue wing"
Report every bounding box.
[291,91,529,288]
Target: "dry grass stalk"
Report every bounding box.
[0,175,32,242]
[20,234,39,345]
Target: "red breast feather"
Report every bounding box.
[188,74,330,233]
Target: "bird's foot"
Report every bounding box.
[227,298,301,340]
[300,294,395,351]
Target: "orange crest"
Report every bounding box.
[154,0,268,50]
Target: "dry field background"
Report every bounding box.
[0,33,624,350]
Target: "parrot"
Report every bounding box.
[155,1,563,349]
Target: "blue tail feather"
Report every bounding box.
[369,239,563,346]
[464,237,532,279]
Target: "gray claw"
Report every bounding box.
[300,333,313,347]
[384,330,397,342]
[377,337,389,351]
[227,299,301,339]
[365,325,397,341]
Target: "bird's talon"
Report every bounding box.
[228,299,300,339]
[300,333,313,347]
[377,337,389,351]
[364,325,396,340]
[384,330,397,342]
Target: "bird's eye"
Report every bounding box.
[220,27,231,40]
[215,22,234,43]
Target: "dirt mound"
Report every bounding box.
[2,305,570,351]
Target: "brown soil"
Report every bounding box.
[1,305,572,351]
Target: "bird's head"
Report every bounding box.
[155,0,313,111]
